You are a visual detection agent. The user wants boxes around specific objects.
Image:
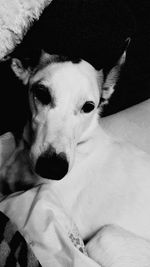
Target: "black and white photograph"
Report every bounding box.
[0,0,150,266]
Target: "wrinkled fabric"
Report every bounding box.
[0,211,41,267]
[0,183,100,267]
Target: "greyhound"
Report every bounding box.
[9,50,150,266]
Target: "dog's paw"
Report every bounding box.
[86,224,150,267]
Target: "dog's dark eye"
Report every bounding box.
[32,85,51,105]
[81,101,95,113]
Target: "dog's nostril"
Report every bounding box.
[35,152,69,180]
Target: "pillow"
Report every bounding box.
[0,0,53,60]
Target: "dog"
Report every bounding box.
[5,49,150,266]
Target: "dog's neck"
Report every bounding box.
[76,118,111,159]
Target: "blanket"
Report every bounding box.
[0,184,100,267]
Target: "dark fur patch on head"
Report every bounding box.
[39,54,81,69]
[32,53,82,74]
[49,55,81,64]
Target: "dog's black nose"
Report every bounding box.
[35,150,69,180]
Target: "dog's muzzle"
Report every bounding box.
[35,147,69,180]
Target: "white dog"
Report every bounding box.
[10,50,150,266]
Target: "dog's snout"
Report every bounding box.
[35,149,69,180]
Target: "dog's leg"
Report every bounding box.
[86,224,150,267]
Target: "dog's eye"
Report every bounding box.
[81,101,95,113]
[32,85,51,105]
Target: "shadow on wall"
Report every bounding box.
[0,0,150,137]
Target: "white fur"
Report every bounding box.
[11,52,150,266]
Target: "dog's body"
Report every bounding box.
[5,51,150,266]
[54,132,150,241]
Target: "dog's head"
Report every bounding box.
[11,49,127,180]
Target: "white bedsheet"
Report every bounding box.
[0,183,100,267]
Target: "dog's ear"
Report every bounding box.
[101,51,126,103]
[100,38,131,105]
[11,58,31,85]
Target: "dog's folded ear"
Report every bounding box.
[11,58,31,85]
[100,37,131,106]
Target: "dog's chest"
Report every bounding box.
[52,150,129,238]
[53,144,150,240]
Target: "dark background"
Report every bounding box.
[0,0,150,139]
